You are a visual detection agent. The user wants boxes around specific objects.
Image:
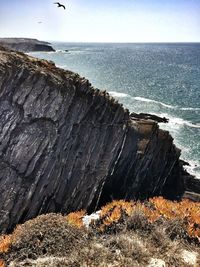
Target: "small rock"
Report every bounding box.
[148,258,166,267]
[182,250,198,265]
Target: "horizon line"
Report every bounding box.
[1,36,200,44]
[47,40,200,44]
[45,39,200,44]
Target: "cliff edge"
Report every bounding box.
[0,47,188,233]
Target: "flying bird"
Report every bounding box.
[54,2,66,9]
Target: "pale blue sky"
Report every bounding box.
[0,0,199,42]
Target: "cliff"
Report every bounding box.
[0,38,55,52]
[0,47,188,233]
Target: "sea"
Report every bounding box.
[30,42,200,179]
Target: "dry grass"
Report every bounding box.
[0,213,87,264]
[0,198,200,266]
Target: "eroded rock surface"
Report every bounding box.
[0,47,186,233]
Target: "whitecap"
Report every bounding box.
[134,96,176,109]
[55,50,65,53]
[109,92,200,112]
[169,117,200,129]
[179,107,200,111]
[159,113,200,129]
[109,91,130,98]
[40,51,55,54]
[108,93,200,129]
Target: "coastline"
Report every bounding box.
[0,43,199,267]
[0,38,55,52]
[29,42,200,180]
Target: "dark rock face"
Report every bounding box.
[0,38,55,52]
[183,176,200,202]
[0,47,187,233]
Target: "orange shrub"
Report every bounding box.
[0,235,12,253]
[100,200,135,228]
[0,197,199,252]
[149,197,200,240]
[100,199,161,227]
[97,197,200,242]
[101,200,134,217]
[65,210,86,228]
[103,206,121,226]
[0,259,5,267]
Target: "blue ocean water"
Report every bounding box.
[30,43,200,178]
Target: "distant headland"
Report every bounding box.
[0,38,55,52]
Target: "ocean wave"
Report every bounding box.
[183,160,200,179]
[57,65,67,69]
[39,51,55,54]
[169,118,200,129]
[109,91,130,98]
[109,92,176,109]
[109,91,200,112]
[55,50,68,53]
[111,93,200,130]
[179,107,200,111]
[159,113,200,129]
[108,91,200,178]
[133,96,176,109]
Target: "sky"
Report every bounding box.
[0,0,200,42]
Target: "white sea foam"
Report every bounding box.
[55,50,66,53]
[108,91,200,129]
[179,107,200,111]
[109,91,200,112]
[156,113,200,179]
[40,51,55,54]
[109,91,175,109]
[183,160,200,179]
[134,96,176,109]
[168,117,200,129]
[57,65,67,69]
[109,91,130,98]
[158,113,200,129]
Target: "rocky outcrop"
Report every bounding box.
[0,38,55,52]
[0,47,187,233]
[130,113,169,123]
[183,176,200,202]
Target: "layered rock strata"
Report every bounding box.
[0,47,186,233]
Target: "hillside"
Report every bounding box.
[0,198,199,266]
[0,38,55,52]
